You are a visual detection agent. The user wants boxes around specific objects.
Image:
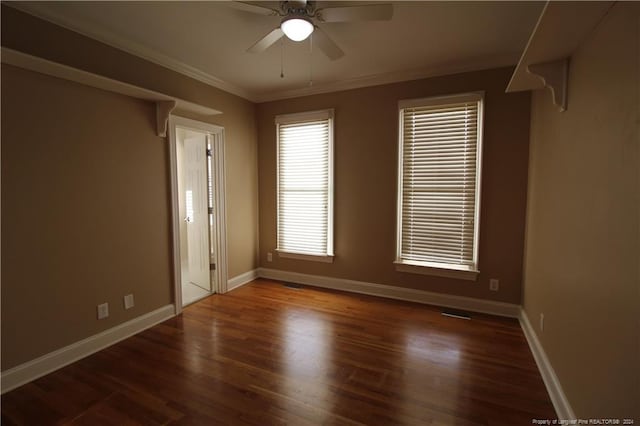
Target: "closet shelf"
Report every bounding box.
[506,1,614,111]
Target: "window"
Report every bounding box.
[396,93,483,280]
[276,109,334,262]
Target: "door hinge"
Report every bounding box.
[210,263,216,270]
[208,207,213,214]
[206,149,212,157]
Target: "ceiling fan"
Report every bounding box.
[230,1,394,60]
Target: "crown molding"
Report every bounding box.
[253,54,518,103]
[7,3,520,105]
[1,47,221,137]
[6,3,256,102]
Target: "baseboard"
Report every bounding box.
[227,269,258,292]
[257,268,520,318]
[519,308,575,419]
[1,304,175,394]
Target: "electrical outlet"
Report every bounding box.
[267,252,273,262]
[124,294,134,310]
[97,302,109,320]
[489,278,499,291]
[540,313,545,332]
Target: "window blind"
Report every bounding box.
[277,110,333,258]
[398,93,483,271]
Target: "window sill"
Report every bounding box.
[394,261,479,281]
[277,251,334,263]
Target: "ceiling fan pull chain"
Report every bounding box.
[280,38,285,79]
[309,33,313,87]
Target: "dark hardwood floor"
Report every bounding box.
[1,279,555,425]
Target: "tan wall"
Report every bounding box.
[1,65,173,369]
[1,5,259,279]
[1,7,258,369]
[257,68,531,303]
[523,2,639,418]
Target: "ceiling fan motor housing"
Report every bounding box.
[281,0,316,17]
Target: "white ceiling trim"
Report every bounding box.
[8,3,521,105]
[254,54,518,103]
[8,3,255,101]
[1,47,221,116]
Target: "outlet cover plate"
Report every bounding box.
[124,294,134,310]
[489,279,499,291]
[97,302,109,319]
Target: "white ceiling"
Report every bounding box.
[12,1,543,102]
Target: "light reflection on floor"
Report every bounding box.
[402,327,463,424]
[405,330,462,365]
[281,309,334,422]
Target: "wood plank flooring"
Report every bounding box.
[1,279,555,425]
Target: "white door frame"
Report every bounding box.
[168,115,228,315]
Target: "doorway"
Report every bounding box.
[168,116,228,312]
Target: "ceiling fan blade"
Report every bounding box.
[313,27,344,61]
[317,4,393,23]
[228,1,278,16]
[247,27,284,53]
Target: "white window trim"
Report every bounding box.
[395,92,484,281]
[277,250,334,263]
[276,109,335,262]
[275,109,333,124]
[394,261,478,281]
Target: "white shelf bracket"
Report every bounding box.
[156,100,177,137]
[527,58,569,112]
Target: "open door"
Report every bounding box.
[169,116,228,312]
[184,134,210,292]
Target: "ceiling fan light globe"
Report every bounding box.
[281,17,314,41]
